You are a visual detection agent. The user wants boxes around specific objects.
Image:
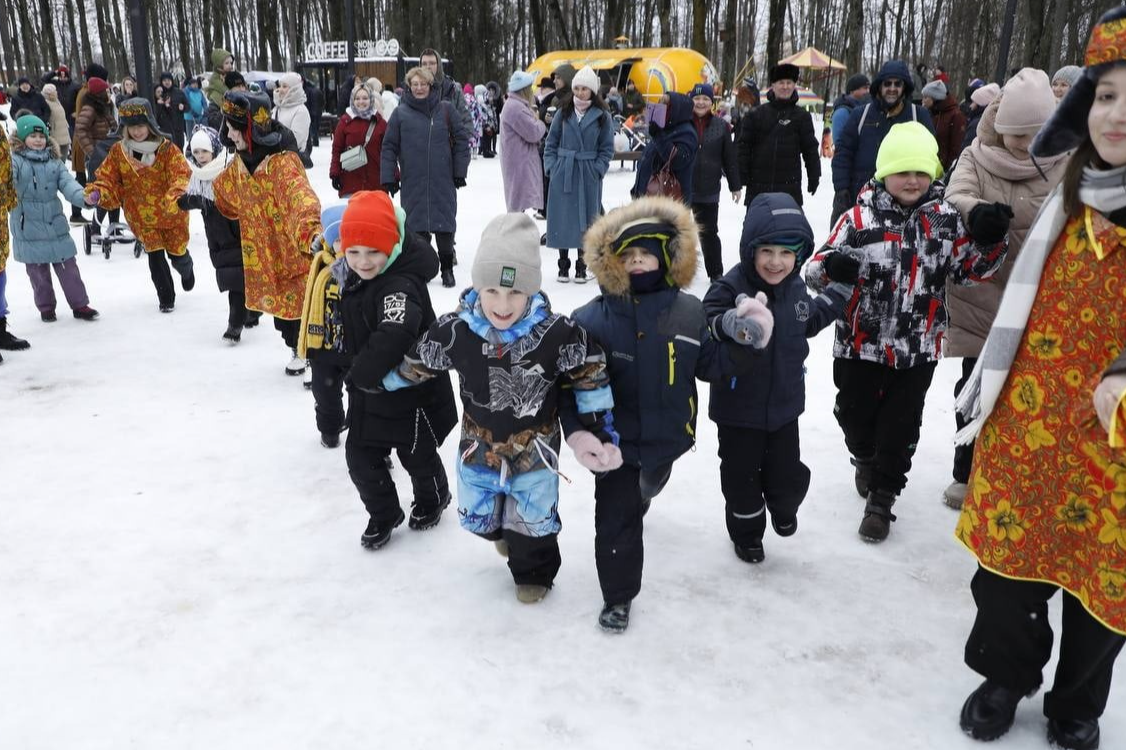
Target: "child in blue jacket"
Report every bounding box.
[566,195,772,633]
[703,193,850,563]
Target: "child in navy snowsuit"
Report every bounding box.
[384,213,617,602]
[566,195,772,633]
[704,192,850,563]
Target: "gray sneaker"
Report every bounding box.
[943,481,968,509]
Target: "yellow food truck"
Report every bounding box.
[526,47,718,101]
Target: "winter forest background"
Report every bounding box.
[0,0,1119,99]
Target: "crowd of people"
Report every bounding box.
[2,13,1126,748]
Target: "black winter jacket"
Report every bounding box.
[10,88,50,122]
[177,191,244,292]
[342,233,457,448]
[738,89,820,205]
[691,112,741,204]
[632,92,698,203]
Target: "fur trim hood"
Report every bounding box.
[582,196,699,296]
[9,133,62,160]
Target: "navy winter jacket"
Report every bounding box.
[569,288,735,469]
[691,112,741,204]
[704,193,848,431]
[831,60,935,198]
[632,92,698,203]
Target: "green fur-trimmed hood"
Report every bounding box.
[582,196,700,296]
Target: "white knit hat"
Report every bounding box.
[571,65,600,93]
[971,82,1001,108]
[995,68,1057,135]
[190,128,215,153]
[472,214,542,295]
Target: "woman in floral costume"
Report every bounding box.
[212,90,321,376]
[953,8,1126,749]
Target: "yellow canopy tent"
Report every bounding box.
[778,47,847,71]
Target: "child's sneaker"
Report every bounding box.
[408,493,451,530]
[360,508,405,549]
[72,306,100,321]
[494,539,510,558]
[734,540,765,563]
[284,350,307,376]
[320,432,340,449]
[222,325,242,344]
[598,601,631,633]
[515,584,549,603]
[943,481,968,509]
[41,310,57,322]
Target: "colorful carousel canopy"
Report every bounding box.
[796,86,824,104]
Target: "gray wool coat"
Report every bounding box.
[499,94,546,212]
[9,142,87,265]
[543,105,613,250]
[380,89,470,234]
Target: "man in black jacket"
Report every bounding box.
[737,63,820,207]
[418,48,472,135]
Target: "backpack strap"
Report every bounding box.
[910,104,918,123]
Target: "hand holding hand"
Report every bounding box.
[84,189,101,206]
[1094,374,1126,432]
[968,202,1014,244]
[567,431,624,473]
[721,292,774,348]
[824,253,861,284]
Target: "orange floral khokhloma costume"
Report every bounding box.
[957,211,1126,635]
[212,151,321,320]
[87,140,191,255]
[0,134,15,272]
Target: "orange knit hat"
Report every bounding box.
[339,191,400,254]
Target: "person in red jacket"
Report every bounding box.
[329,83,388,198]
[921,79,967,173]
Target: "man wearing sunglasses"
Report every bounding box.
[830,59,935,225]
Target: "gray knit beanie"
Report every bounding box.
[920,80,947,100]
[1052,65,1083,87]
[472,213,542,295]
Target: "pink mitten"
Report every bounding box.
[725,292,774,348]
[566,431,621,472]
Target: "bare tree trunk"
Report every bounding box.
[765,0,785,70]
[547,0,573,49]
[658,0,672,46]
[0,0,19,80]
[691,0,707,55]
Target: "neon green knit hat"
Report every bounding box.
[874,121,943,181]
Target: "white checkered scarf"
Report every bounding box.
[955,164,1126,445]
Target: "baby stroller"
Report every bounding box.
[83,221,143,260]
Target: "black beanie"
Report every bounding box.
[845,73,870,93]
[224,71,246,89]
[85,63,109,81]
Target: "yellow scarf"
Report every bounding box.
[297,243,341,358]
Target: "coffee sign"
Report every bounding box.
[305,39,401,61]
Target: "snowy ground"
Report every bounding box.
[2,129,1122,750]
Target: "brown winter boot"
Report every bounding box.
[858,490,897,542]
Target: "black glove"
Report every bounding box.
[454,177,466,189]
[968,202,1014,244]
[824,253,861,284]
[833,188,852,211]
[331,175,343,192]
[382,182,399,197]
[807,178,819,195]
[176,194,200,211]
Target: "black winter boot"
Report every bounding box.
[959,680,1027,741]
[574,257,588,283]
[598,601,632,633]
[408,491,451,531]
[360,508,406,550]
[851,456,873,499]
[858,490,897,542]
[169,252,195,291]
[1047,718,1101,750]
[0,317,30,350]
[557,256,571,283]
[734,540,765,563]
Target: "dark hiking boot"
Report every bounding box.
[858,491,897,542]
[851,456,873,498]
[159,303,175,313]
[771,515,798,537]
[0,318,30,350]
[320,432,340,449]
[734,540,765,563]
[1047,718,1100,750]
[360,508,405,550]
[959,680,1027,741]
[40,310,57,322]
[408,492,451,531]
[244,311,262,328]
[72,306,100,321]
[516,584,549,603]
[557,257,571,283]
[222,325,242,344]
[598,601,632,633]
[441,268,456,288]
